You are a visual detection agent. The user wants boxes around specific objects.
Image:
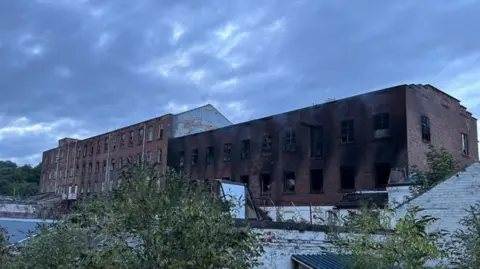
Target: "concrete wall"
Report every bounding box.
[0,203,36,218]
[254,228,327,269]
[172,104,232,138]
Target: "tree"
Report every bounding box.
[326,205,448,269]
[0,160,41,198]
[410,146,458,194]
[448,203,480,268]
[6,165,263,269]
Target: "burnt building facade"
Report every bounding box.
[167,84,478,206]
[39,105,232,197]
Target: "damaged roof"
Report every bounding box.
[335,191,388,209]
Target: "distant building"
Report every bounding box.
[39,105,231,196]
[39,84,478,208]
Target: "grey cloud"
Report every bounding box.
[1,0,480,164]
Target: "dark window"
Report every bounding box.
[157,148,163,163]
[129,131,134,146]
[284,129,296,151]
[88,162,92,174]
[421,116,431,142]
[103,160,107,172]
[90,146,93,156]
[260,173,272,193]
[104,137,109,152]
[136,153,142,164]
[159,127,164,140]
[82,163,86,175]
[97,140,101,154]
[240,175,249,187]
[75,165,79,175]
[374,113,390,130]
[146,151,152,163]
[375,163,391,188]
[147,126,153,141]
[241,139,250,159]
[179,151,185,168]
[283,171,296,193]
[138,128,144,144]
[77,148,81,158]
[111,158,116,170]
[462,133,469,156]
[223,143,232,162]
[310,169,323,193]
[191,149,198,165]
[118,157,123,169]
[95,162,99,173]
[340,166,355,190]
[112,136,116,151]
[121,133,126,148]
[262,135,272,155]
[310,127,323,158]
[83,145,87,157]
[206,146,214,164]
[341,120,354,143]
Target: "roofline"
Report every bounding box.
[173,104,233,124]
[172,84,408,139]
[291,256,315,269]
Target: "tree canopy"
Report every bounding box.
[1,165,263,269]
[0,160,41,198]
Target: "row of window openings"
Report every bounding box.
[421,115,469,156]
[211,164,390,194]
[49,126,164,163]
[45,150,163,180]
[57,180,120,195]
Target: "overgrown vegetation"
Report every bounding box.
[0,165,263,268]
[409,146,458,195]
[0,160,41,198]
[448,202,480,268]
[327,205,448,268]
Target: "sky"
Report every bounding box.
[0,0,479,165]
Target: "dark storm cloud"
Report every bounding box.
[1,0,479,164]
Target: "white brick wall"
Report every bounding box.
[394,162,480,234]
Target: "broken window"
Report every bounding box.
[375,163,391,188]
[88,162,92,174]
[191,149,198,165]
[206,146,214,164]
[157,148,163,163]
[262,135,272,155]
[310,169,324,193]
[75,165,79,176]
[111,158,116,170]
[179,151,185,168]
[90,145,94,156]
[146,151,152,163]
[421,116,431,142]
[121,133,126,148]
[95,162,99,173]
[129,131,134,146]
[240,175,249,187]
[158,124,164,140]
[103,160,107,172]
[138,128,144,144]
[82,163,86,175]
[261,173,272,194]
[462,133,469,156]
[340,166,355,190]
[223,143,232,162]
[310,126,323,158]
[284,129,297,151]
[104,137,109,152]
[112,136,116,151]
[241,139,250,159]
[341,119,355,143]
[283,171,296,193]
[147,126,153,141]
[374,113,390,130]
[97,140,101,154]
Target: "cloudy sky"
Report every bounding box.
[0,0,479,165]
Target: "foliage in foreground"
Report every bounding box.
[0,160,41,198]
[2,165,263,269]
[327,205,448,269]
[448,202,480,269]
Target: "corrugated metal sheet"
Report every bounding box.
[291,253,352,269]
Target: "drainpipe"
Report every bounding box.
[105,133,112,192]
[141,124,146,167]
